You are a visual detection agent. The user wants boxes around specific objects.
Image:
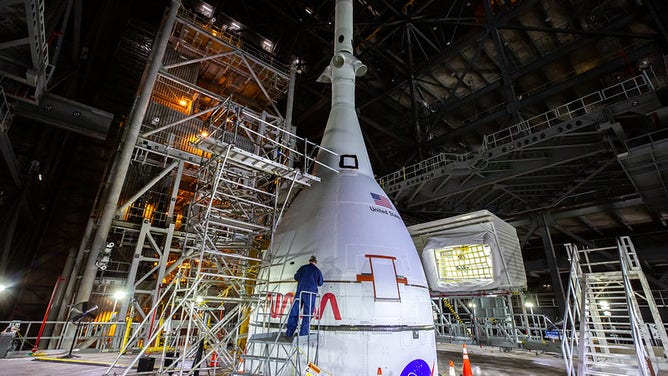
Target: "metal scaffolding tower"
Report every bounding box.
[53,2,338,374]
[105,118,326,374]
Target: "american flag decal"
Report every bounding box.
[370,192,393,209]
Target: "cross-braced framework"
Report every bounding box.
[93,4,338,374]
[0,87,19,191]
[105,108,332,375]
[0,0,53,103]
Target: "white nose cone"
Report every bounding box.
[254,0,438,374]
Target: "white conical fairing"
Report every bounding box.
[314,0,372,177]
[252,1,438,375]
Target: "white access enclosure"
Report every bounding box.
[408,210,527,293]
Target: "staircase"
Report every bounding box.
[562,236,668,375]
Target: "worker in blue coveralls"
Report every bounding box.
[285,256,324,337]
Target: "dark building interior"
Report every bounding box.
[0,0,667,352]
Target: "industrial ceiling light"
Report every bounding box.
[0,284,6,292]
[200,130,209,137]
[179,98,189,107]
[197,2,214,18]
[113,290,127,300]
[262,39,274,52]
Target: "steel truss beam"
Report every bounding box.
[405,143,609,208]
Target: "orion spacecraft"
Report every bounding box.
[250,1,438,374]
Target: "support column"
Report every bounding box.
[405,24,423,159]
[483,0,521,124]
[285,64,297,167]
[0,202,20,277]
[539,212,565,315]
[117,220,151,324]
[72,0,180,306]
[167,161,184,219]
[43,246,76,348]
[519,294,529,334]
[146,223,174,345]
[285,64,297,132]
[51,218,94,349]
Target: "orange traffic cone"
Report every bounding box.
[306,362,321,375]
[377,367,382,375]
[462,344,473,376]
[209,350,219,367]
[448,360,456,376]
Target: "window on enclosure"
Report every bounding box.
[434,244,493,282]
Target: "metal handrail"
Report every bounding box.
[0,319,137,353]
[561,238,668,375]
[512,313,559,342]
[240,109,339,174]
[619,244,656,376]
[379,151,475,188]
[242,290,321,375]
[378,72,654,189]
[483,73,653,150]
[624,127,668,152]
[561,243,583,376]
[149,93,338,178]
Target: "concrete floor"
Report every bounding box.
[0,345,566,376]
[0,351,136,376]
[436,343,565,376]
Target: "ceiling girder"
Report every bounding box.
[549,158,617,207]
[577,215,603,235]
[426,14,637,136]
[405,143,609,208]
[358,114,411,144]
[426,42,657,148]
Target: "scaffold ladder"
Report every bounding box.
[104,113,315,375]
[233,292,321,376]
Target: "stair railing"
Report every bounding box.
[562,243,583,376]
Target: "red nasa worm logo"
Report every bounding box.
[267,292,342,320]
